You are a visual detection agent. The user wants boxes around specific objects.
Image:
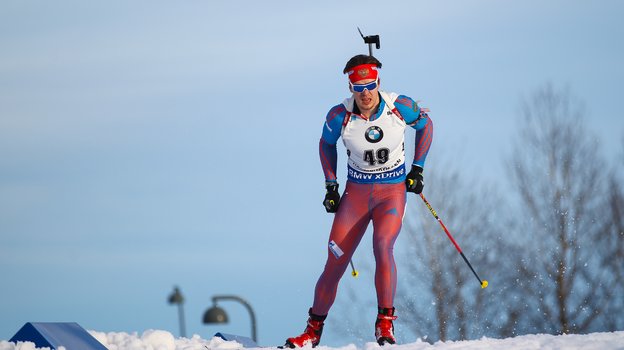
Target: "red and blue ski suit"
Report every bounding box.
[312,91,433,315]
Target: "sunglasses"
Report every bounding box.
[350,79,379,93]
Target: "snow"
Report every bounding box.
[1,330,624,350]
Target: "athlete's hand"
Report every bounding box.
[323,183,341,213]
[406,165,424,194]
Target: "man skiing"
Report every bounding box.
[285,55,433,348]
[284,54,433,348]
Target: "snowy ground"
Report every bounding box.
[1,329,623,350]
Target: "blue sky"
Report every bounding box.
[1,0,623,347]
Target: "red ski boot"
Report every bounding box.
[284,308,327,348]
[375,307,397,345]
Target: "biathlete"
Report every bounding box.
[284,54,433,347]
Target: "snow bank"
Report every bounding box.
[88,330,235,350]
[1,330,623,350]
[375,331,624,350]
[0,342,64,350]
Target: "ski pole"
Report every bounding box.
[329,199,359,278]
[350,259,359,277]
[417,191,488,289]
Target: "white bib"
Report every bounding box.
[341,91,406,183]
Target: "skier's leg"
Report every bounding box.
[370,183,405,345]
[371,183,406,309]
[312,182,371,315]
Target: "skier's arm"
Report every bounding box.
[319,104,347,183]
[394,95,433,167]
[319,139,338,182]
[412,113,433,167]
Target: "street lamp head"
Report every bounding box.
[168,286,184,305]
[205,295,257,343]
[203,305,229,324]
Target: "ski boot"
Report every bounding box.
[375,307,397,345]
[284,308,327,348]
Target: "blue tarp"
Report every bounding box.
[10,322,108,350]
[215,332,258,348]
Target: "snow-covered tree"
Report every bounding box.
[508,84,624,334]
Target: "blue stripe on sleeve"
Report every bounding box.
[321,104,347,145]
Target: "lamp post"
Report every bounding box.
[203,295,257,343]
[167,286,187,338]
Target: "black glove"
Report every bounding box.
[323,183,341,213]
[405,165,424,194]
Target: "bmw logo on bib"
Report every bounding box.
[365,126,384,143]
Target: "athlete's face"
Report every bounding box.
[350,78,380,116]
